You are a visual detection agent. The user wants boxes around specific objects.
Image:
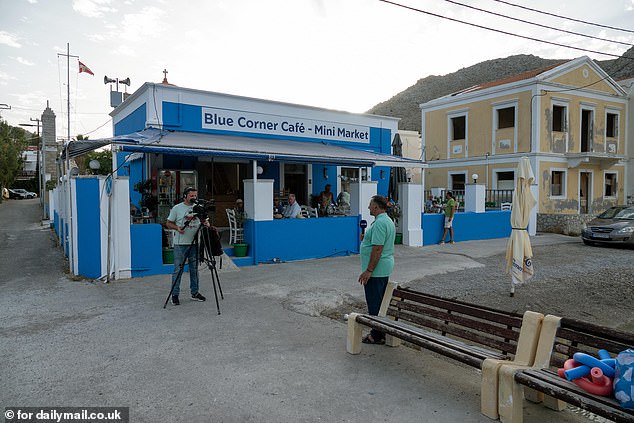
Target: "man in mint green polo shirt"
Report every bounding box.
[358,195,396,344]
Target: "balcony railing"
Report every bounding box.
[424,189,514,211]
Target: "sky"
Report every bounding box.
[1,0,633,141]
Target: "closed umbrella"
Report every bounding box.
[388,134,407,203]
[505,156,536,296]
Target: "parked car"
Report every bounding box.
[581,205,634,247]
[8,188,37,199]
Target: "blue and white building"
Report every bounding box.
[54,82,425,280]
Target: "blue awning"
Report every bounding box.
[74,128,425,168]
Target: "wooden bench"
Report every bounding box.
[497,315,634,423]
[346,282,544,419]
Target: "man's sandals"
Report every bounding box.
[362,334,385,345]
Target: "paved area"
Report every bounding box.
[1,199,601,422]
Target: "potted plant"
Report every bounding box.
[134,179,158,218]
[232,243,249,257]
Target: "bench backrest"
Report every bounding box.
[386,286,526,358]
[547,317,634,369]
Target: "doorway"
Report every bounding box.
[579,172,591,214]
[581,109,593,153]
[284,163,308,205]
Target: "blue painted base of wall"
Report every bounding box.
[75,178,101,278]
[243,216,360,265]
[422,210,511,245]
[221,247,254,267]
[54,211,59,237]
[124,212,512,275]
[131,224,177,277]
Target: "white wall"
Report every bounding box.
[350,181,378,224]
[112,177,131,279]
[399,183,423,246]
[244,179,274,221]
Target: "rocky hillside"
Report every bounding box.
[369,47,634,132]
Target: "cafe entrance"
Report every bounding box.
[283,163,308,205]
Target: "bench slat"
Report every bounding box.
[556,327,633,353]
[375,316,507,359]
[397,287,525,318]
[515,369,634,423]
[389,300,521,342]
[561,318,634,345]
[355,314,507,369]
[394,289,523,327]
[547,319,634,369]
[387,308,518,355]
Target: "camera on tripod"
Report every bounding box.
[192,198,214,220]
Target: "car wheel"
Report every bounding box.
[582,239,594,246]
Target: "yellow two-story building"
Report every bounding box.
[420,56,629,234]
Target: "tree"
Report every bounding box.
[0,121,28,199]
[74,134,112,176]
[84,149,112,175]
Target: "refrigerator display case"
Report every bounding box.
[157,169,198,226]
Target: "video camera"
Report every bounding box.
[192,198,214,220]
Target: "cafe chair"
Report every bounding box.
[501,202,512,211]
[226,208,244,244]
[301,205,318,218]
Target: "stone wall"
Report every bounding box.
[537,213,596,236]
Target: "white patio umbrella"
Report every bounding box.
[505,156,537,296]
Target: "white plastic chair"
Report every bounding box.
[300,205,318,218]
[226,208,244,244]
[501,202,512,211]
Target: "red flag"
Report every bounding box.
[78,61,94,76]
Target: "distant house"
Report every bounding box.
[19,146,38,179]
[420,56,629,234]
[396,130,422,184]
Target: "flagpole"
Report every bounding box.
[67,42,70,151]
[57,42,79,275]
[67,42,73,275]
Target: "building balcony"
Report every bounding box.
[565,152,625,169]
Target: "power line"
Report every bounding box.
[378,0,634,60]
[10,105,110,115]
[490,0,634,34]
[82,118,112,136]
[441,0,633,47]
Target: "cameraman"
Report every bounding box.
[165,187,207,305]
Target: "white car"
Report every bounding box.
[9,188,37,199]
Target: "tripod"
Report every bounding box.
[163,223,224,314]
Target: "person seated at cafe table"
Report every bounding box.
[273,197,284,219]
[283,193,301,218]
[235,198,246,227]
[337,190,350,208]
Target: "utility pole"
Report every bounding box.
[57,43,79,274]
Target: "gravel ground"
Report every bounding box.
[406,242,634,332]
[322,239,634,334]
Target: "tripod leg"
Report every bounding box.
[212,260,224,299]
[211,271,221,315]
[163,271,183,308]
[163,246,189,308]
[201,227,222,314]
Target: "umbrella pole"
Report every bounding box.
[510,282,515,297]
